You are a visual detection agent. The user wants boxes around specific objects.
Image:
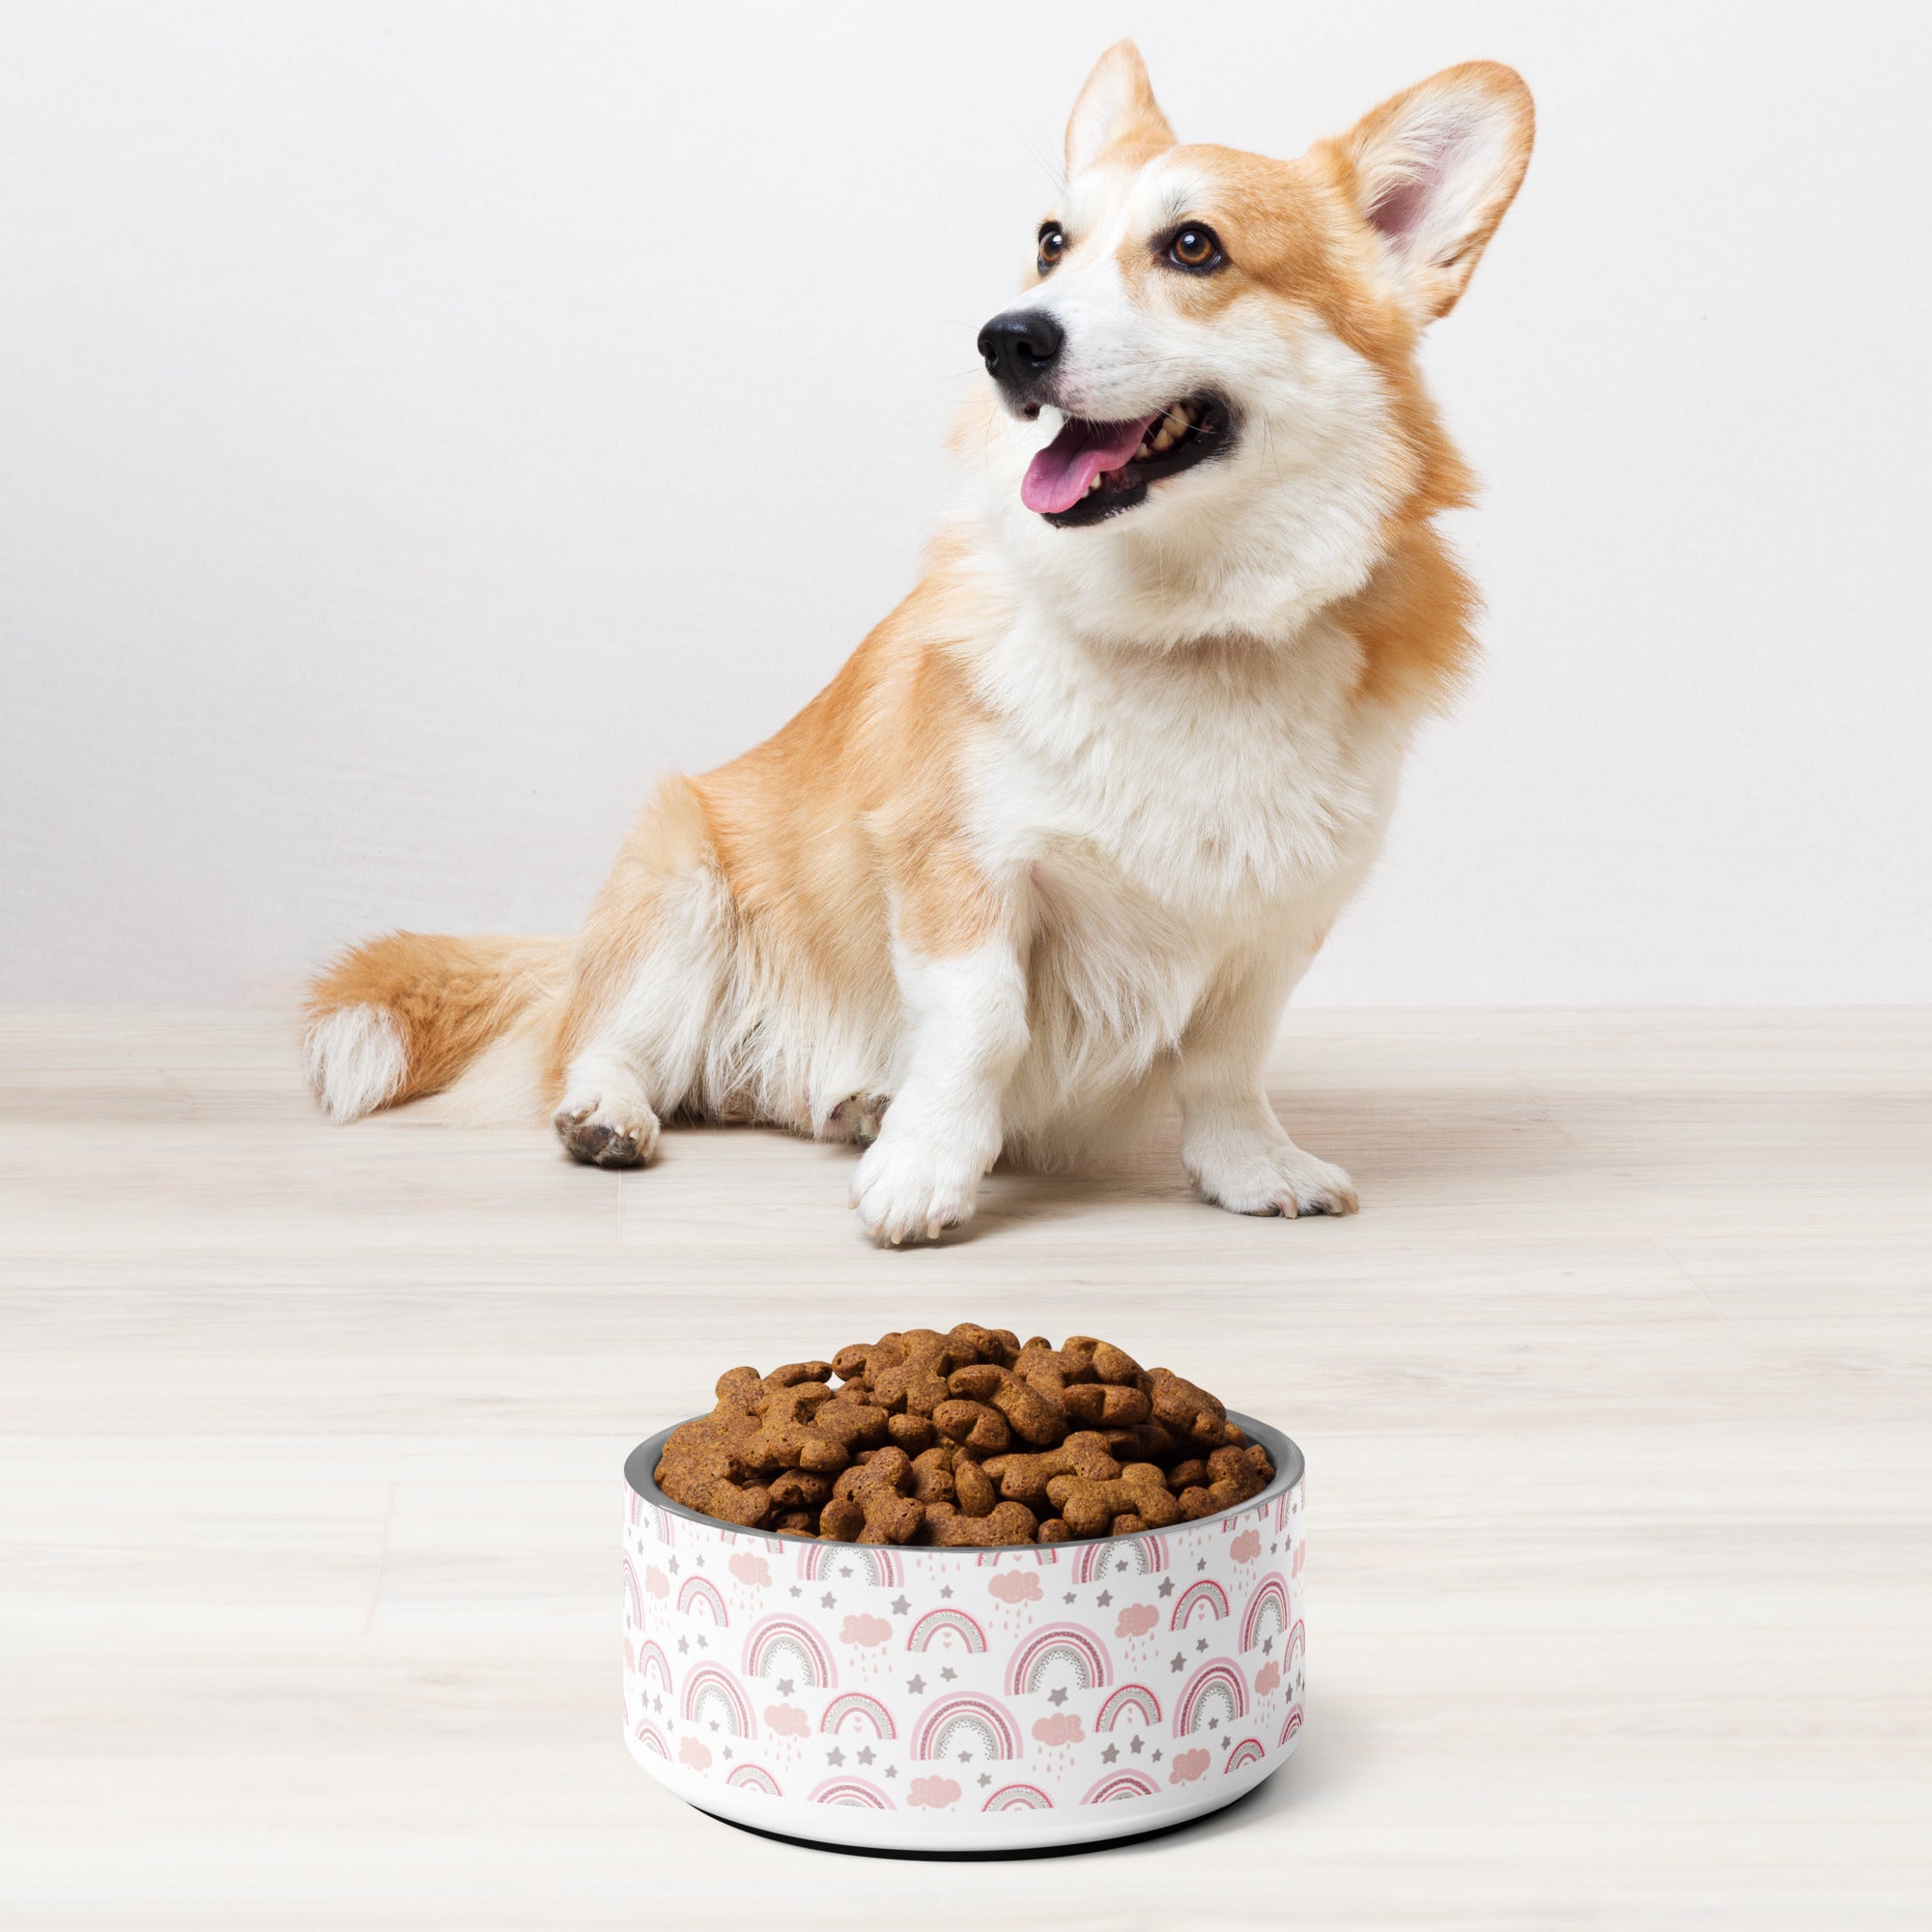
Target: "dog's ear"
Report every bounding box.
[1339,62,1534,322]
[1065,41,1176,178]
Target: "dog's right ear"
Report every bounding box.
[1339,62,1534,322]
[1065,41,1177,178]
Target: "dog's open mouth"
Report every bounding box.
[1021,395,1233,526]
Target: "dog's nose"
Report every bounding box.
[977,309,1064,392]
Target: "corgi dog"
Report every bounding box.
[304,43,1533,1244]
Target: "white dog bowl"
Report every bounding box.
[621,1413,1305,1854]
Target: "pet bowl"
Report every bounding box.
[621,1413,1305,1854]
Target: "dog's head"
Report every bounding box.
[967,43,1533,644]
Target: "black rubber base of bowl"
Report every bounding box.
[696,1776,1266,1861]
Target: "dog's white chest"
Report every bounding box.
[969,611,1405,932]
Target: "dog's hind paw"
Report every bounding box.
[554,1084,661,1170]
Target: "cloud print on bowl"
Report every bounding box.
[988,1572,1042,1605]
[1115,1603,1160,1638]
[840,1613,892,1647]
[729,1553,771,1586]
[907,1776,962,1809]
[764,1703,810,1738]
[1033,1713,1085,1747]
[1169,1748,1211,1784]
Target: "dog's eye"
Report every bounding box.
[1166,225,1224,273]
[1037,224,1066,274]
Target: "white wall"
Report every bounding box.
[3,2,1926,1006]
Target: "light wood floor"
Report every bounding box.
[2,1009,1926,1928]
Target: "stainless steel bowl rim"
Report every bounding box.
[624,1407,1303,1543]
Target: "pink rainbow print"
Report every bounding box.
[1284,1620,1305,1674]
[742,1614,838,1689]
[819,1691,896,1740]
[906,1606,987,1654]
[982,1782,1054,1811]
[622,1558,644,1628]
[633,1638,673,1697]
[1239,1574,1291,1652]
[680,1663,755,1738]
[1072,1533,1168,1583]
[1168,1578,1230,1631]
[911,1693,1023,1762]
[1094,1683,1161,1732]
[796,1544,903,1588]
[724,1763,783,1796]
[1224,1736,1267,1773]
[1278,1704,1303,1745]
[675,1575,728,1625]
[1082,1768,1159,1804]
[1174,1661,1248,1734]
[632,1718,669,1758]
[1005,1623,1114,1695]
[809,1776,895,1809]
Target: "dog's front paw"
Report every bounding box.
[553,1084,661,1170]
[850,1130,982,1245]
[1185,1132,1358,1219]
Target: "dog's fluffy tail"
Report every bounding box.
[302,932,568,1122]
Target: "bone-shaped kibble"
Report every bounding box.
[1060,1380,1151,1427]
[818,1447,923,1544]
[1177,1443,1272,1520]
[930,1398,1010,1454]
[769,1468,832,1509]
[867,1328,976,1416]
[908,1446,956,1505]
[947,1363,1064,1445]
[745,1381,852,1475]
[980,1431,1122,1504]
[1046,1462,1182,1537]
[922,1499,1036,1546]
[1145,1367,1232,1447]
[1062,1335,1144,1384]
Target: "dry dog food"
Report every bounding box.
[653,1324,1273,1545]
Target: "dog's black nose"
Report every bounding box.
[977,309,1064,392]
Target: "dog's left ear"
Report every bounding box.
[1339,62,1534,322]
[1065,41,1177,178]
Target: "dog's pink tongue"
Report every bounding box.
[1021,413,1156,515]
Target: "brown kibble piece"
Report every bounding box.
[980,1431,1122,1504]
[869,1328,974,1416]
[1047,1462,1182,1537]
[1061,1380,1151,1427]
[1145,1367,1231,1447]
[745,1381,850,1475]
[930,1398,1010,1454]
[923,1499,1036,1547]
[769,1468,831,1509]
[886,1411,936,1455]
[952,1455,998,1518]
[1064,1335,1144,1384]
[908,1446,956,1506]
[1037,1517,1071,1544]
[947,1363,1064,1445]
[823,1446,923,1544]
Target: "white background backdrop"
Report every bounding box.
[3,2,1926,1006]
